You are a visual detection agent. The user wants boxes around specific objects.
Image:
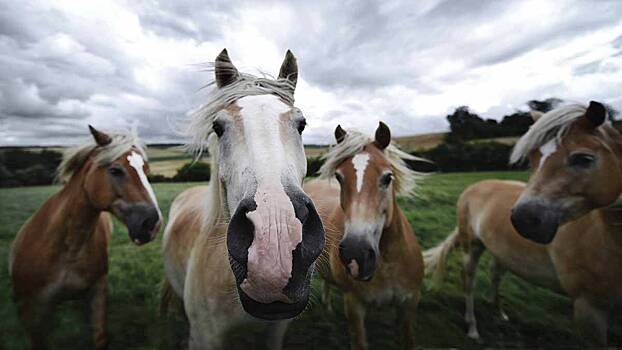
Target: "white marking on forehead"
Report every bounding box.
[352,153,370,193]
[234,95,305,303]
[238,95,292,183]
[127,151,160,214]
[538,139,558,169]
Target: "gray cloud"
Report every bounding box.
[0,0,621,146]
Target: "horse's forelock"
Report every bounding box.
[319,129,425,197]
[57,131,144,183]
[510,103,597,165]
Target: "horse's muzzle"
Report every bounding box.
[120,203,161,245]
[338,236,378,281]
[511,199,561,244]
[226,190,325,320]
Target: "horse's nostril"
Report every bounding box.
[299,204,309,223]
[141,206,159,231]
[367,248,375,261]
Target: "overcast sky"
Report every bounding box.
[1,0,621,146]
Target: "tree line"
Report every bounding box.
[0,149,211,188]
[2,98,619,186]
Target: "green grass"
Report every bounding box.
[1,172,620,349]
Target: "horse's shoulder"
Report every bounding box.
[171,185,210,210]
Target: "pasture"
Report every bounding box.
[1,172,619,349]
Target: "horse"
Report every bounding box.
[9,125,162,350]
[424,101,622,345]
[303,122,424,350]
[160,49,325,349]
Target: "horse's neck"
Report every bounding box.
[379,198,409,252]
[54,174,101,253]
[600,205,622,242]
[607,124,622,190]
[598,126,622,235]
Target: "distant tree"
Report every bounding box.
[416,141,519,172]
[498,111,533,136]
[527,98,563,113]
[446,106,496,142]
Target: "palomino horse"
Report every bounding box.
[304,122,424,350]
[10,126,162,349]
[161,49,325,349]
[424,101,622,345]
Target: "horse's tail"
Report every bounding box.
[160,278,176,317]
[423,227,461,288]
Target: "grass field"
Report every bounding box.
[1,172,620,349]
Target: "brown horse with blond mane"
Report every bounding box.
[304,122,424,350]
[10,126,162,349]
[425,101,622,345]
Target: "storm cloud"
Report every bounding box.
[0,0,621,146]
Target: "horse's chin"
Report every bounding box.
[128,228,157,246]
[237,287,309,320]
[228,251,314,320]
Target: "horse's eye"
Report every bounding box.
[213,120,225,137]
[334,172,343,183]
[297,119,306,135]
[380,173,393,187]
[568,153,596,169]
[108,165,125,177]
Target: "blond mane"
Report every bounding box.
[510,103,610,164]
[57,130,145,183]
[318,129,425,196]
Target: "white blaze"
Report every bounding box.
[235,95,304,303]
[127,151,161,215]
[538,139,558,169]
[352,153,370,193]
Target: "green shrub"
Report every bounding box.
[415,141,524,172]
[172,161,210,182]
[0,149,62,187]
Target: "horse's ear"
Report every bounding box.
[89,125,112,146]
[215,48,239,88]
[374,121,391,150]
[278,49,298,91]
[335,125,346,143]
[530,110,544,121]
[584,101,607,127]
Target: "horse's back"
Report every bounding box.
[163,185,210,295]
[303,179,342,237]
[459,180,560,291]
